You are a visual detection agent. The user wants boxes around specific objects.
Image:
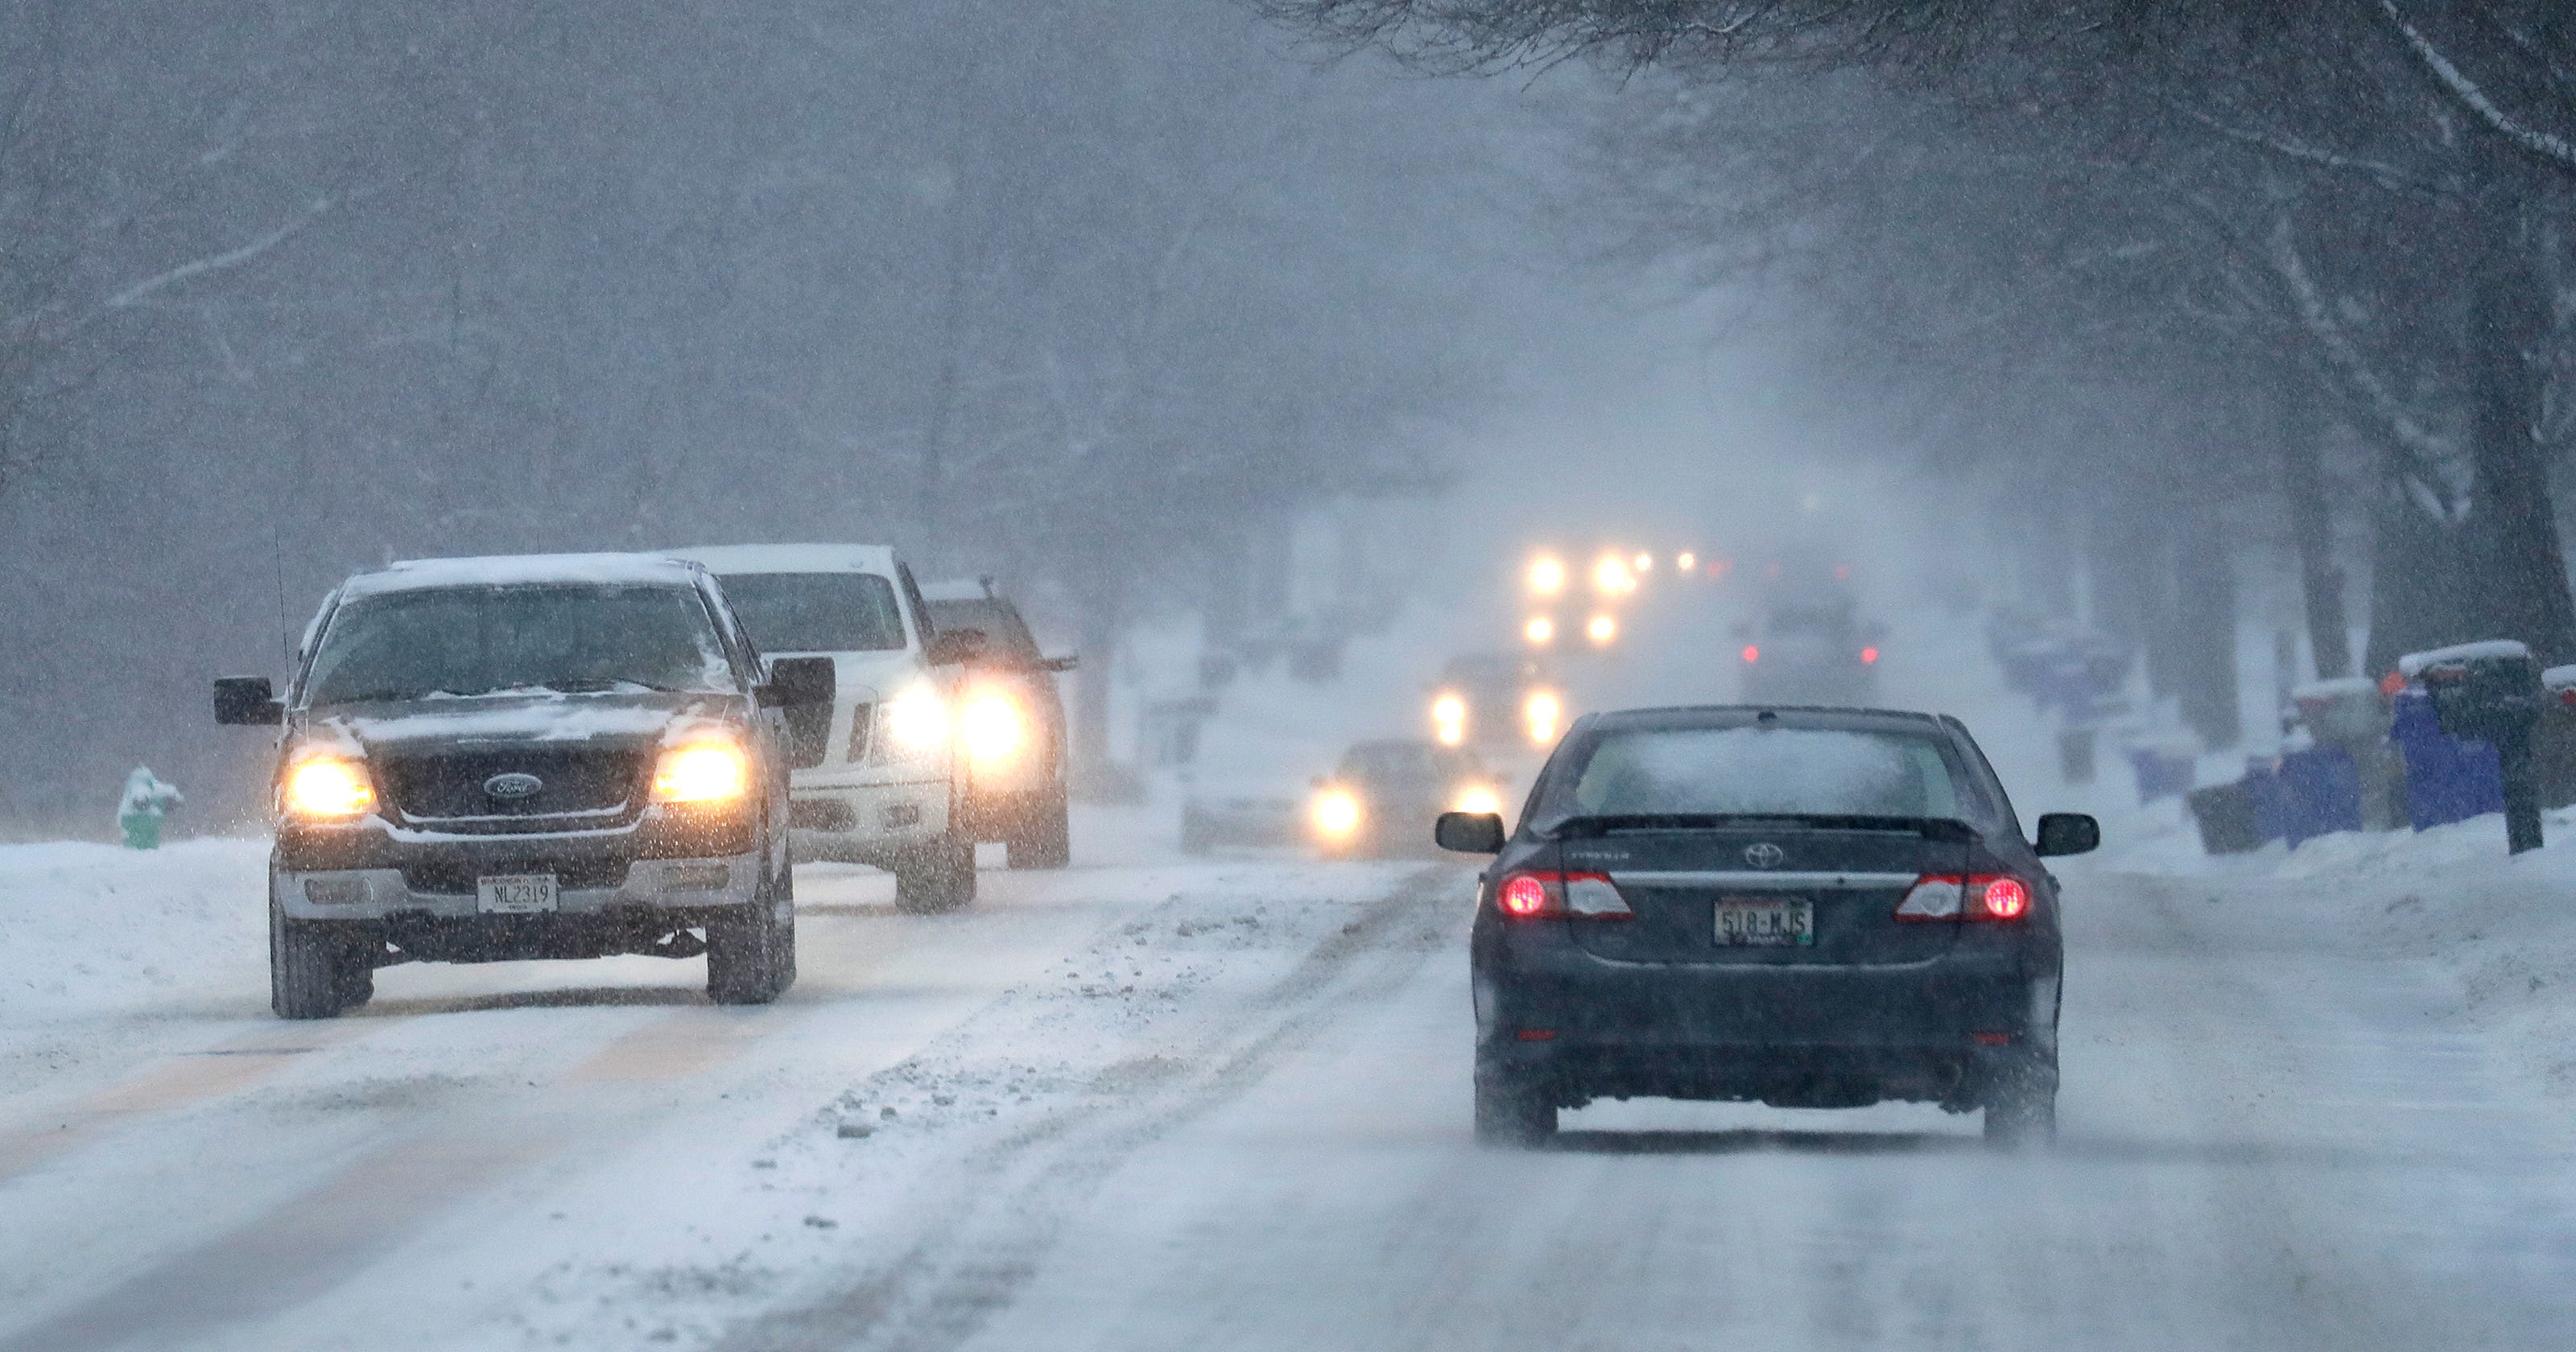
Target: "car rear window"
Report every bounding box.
[303,584,733,706]
[716,572,907,653]
[1547,726,1966,821]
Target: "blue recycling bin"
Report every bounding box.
[2242,757,2289,843]
[2125,745,2195,805]
[2391,688,2504,830]
[2277,745,2363,847]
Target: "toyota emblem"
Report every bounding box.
[1743,842,1787,869]
[483,772,544,800]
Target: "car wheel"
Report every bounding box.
[1983,1054,2058,1148]
[332,941,378,1012]
[707,868,788,1004]
[270,899,354,1020]
[894,833,976,913]
[1007,793,1071,870]
[1472,1055,1557,1147]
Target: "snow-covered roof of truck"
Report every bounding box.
[341,553,707,599]
[663,543,900,576]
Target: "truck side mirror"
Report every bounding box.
[1435,810,1507,854]
[214,676,283,726]
[758,656,836,709]
[925,628,988,666]
[2034,812,2100,857]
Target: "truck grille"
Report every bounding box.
[375,748,644,824]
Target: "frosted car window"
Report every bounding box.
[716,572,907,653]
[1563,728,1962,819]
[303,584,733,706]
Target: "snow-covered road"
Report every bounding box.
[5,820,2574,1350]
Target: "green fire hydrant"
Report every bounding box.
[117,766,184,850]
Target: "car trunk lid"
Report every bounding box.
[1560,822,1972,966]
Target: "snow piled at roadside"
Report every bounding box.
[0,838,269,1024]
[2092,805,2576,1104]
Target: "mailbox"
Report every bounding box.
[2402,641,2545,853]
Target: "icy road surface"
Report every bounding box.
[4,822,2575,1350]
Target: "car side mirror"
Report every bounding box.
[2035,812,2099,857]
[1435,810,1506,854]
[1042,652,1079,673]
[924,628,988,666]
[758,656,836,709]
[213,676,283,726]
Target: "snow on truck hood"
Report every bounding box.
[303,690,744,752]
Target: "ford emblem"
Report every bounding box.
[1743,842,1787,869]
[483,772,544,801]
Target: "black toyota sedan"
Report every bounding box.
[1435,705,2096,1148]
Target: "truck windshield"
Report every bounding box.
[716,572,908,653]
[302,584,733,706]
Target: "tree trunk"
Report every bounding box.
[2462,138,2576,665]
[2277,373,2351,678]
[2172,525,2241,750]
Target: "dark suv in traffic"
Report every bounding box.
[1438,705,2095,1148]
[215,554,833,1018]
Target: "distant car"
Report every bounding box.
[667,545,983,913]
[922,578,1076,869]
[1429,653,1565,751]
[1310,739,1505,860]
[213,553,832,1017]
[1739,591,1882,705]
[1436,705,2097,1148]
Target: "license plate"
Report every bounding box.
[477,874,558,915]
[1715,897,1813,946]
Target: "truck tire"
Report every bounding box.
[707,868,791,1004]
[270,900,356,1020]
[894,833,976,913]
[1006,792,1071,870]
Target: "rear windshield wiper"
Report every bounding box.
[1546,814,1976,843]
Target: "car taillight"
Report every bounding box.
[1741,645,1760,663]
[1894,873,2033,922]
[1493,870,1633,920]
[1861,646,1880,664]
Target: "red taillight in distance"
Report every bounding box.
[1860,646,1880,665]
[1493,871,1633,920]
[1741,645,1760,664]
[1893,874,2033,922]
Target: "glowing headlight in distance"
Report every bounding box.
[653,740,751,803]
[1311,788,1362,839]
[284,756,374,818]
[1634,551,1653,573]
[1592,554,1631,596]
[1523,616,1554,646]
[1677,550,1698,572]
[1587,613,1618,646]
[1524,689,1563,744]
[886,681,950,753]
[958,690,1025,764]
[1526,555,1567,596]
[1452,784,1503,816]
[1430,691,1467,746]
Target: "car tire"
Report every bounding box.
[1983,1054,2058,1148]
[1472,1057,1557,1147]
[1007,793,1071,870]
[894,833,976,913]
[332,942,378,1012]
[708,867,790,1004]
[270,899,357,1020]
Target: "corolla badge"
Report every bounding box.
[1743,842,1788,869]
[483,772,545,801]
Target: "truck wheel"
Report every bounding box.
[1983,1053,2058,1149]
[1472,1052,1556,1147]
[894,833,976,913]
[1007,793,1071,870]
[270,900,353,1020]
[332,942,378,1012]
[707,870,789,1004]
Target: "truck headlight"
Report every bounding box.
[653,740,751,803]
[886,681,950,754]
[959,690,1025,765]
[1452,784,1502,816]
[283,756,375,819]
[1524,689,1563,745]
[1311,787,1362,839]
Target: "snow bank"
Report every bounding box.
[2089,806,2576,1103]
